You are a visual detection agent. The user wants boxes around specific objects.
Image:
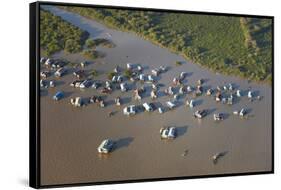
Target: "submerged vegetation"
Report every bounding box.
[60,6,272,83]
[40,9,89,55]
[82,49,103,59]
[90,69,99,77]
[175,61,182,66]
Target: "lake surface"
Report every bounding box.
[40,5,272,185]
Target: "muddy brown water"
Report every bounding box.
[40,5,272,185]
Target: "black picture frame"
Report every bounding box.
[30,1,274,188]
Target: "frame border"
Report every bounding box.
[29,1,274,189]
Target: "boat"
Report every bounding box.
[123,105,136,116]
[213,113,223,121]
[53,91,64,101]
[97,139,115,154]
[79,79,92,88]
[55,68,66,77]
[49,80,55,88]
[70,97,84,107]
[239,108,246,117]
[206,88,213,96]
[193,109,207,119]
[189,100,194,108]
[143,102,154,112]
[166,101,176,109]
[248,91,253,98]
[120,83,127,92]
[236,90,242,97]
[160,127,177,139]
[158,107,164,114]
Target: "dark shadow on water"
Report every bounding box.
[245,108,253,114]
[138,64,149,71]
[194,99,203,107]
[122,96,132,105]
[136,105,145,113]
[114,137,134,151]
[174,100,184,108]
[63,91,73,98]
[100,95,108,100]
[252,90,260,98]
[127,82,137,92]
[186,72,193,77]
[106,99,115,107]
[176,126,188,138]
[207,108,217,115]
[202,85,212,93]
[157,83,166,88]
[228,96,240,106]
[222,113,230,120]
[202,78,210,84]
[165,66,172,72]
[232,83,240,90]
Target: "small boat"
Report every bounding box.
[137,65,143,72]
[123,105,136,116]
[236,90,242,97]
[197,79,203,85]
[239,108,246,117]
[53,91,64,101]
[187,86,193,93]
[97,139,115,154]
[160,127,177,139]
[212,152,227,164]
[49,80,55,88]
[193,109,207,119]
[206,88,213,96]
[166,101,176,109]
[248,91,253,98]
[158,107,164,114]
[100,100,105,107]
[213,113,223,121]
[115,97,121,106]
[189,100,194,108]
[233,110,239,115]
[120,83,127,92]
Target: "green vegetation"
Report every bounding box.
[124,69,132,78]
[82,49,102,59]
[90,69,99,77]
[85,38,96,48]
[175,61,182,66]
[40,9,89,55]
[107,71,116,80]
[94,38,116,48]
[60,6,272,83]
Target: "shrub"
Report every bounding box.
[85,38,96,48]
[175,61,182,66]
[65,39,81,53]
[124,69,132,78]
[90,69,99,77]
[107,71,115,80]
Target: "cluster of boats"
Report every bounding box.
[43,57,255,122]
[41,56,259,163]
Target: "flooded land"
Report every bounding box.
[40,5,272,185]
